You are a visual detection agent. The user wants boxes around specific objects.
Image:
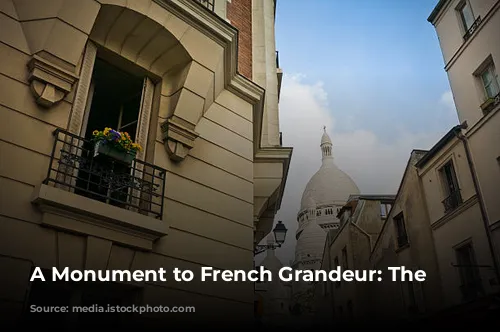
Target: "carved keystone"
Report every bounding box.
[27,55,78,108]
[161,118,199,162]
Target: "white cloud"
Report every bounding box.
[440,90,457,115]
[261,75,453,265]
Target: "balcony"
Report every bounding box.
[193,0,215,12]
[32,128,169,250]
[442,190,463,214]
[463,16,481,41]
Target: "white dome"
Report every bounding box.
[300,129,359,211]
[300,164,360,210]
[302,196,316,210]
[295,222,326,261]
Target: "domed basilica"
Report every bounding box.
[291,127,359,312]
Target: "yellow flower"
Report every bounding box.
[92,130,99,135]
[131,143,143,152]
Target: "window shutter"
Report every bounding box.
[130,77,155,213]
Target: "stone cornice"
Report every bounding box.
[32,184,169,251]
[227,75,265,152]
[431,195,479,230]
[255,146,293,211]
[160,1,293,224]
[254,146,293,162]
[155,0,266,152]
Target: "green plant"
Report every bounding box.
[92,127,142,153]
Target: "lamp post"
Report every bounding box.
[254,220,288,255]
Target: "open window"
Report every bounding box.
[46,50,165,219]
[75,58,145,207]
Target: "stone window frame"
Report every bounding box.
[69,41,155,165]
[455,0,476,34]
[393,212,409,249]
[31,40,169,251]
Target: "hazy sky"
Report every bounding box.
[258,0,459,265]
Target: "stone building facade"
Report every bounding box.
[315,136,500,325]
[313,194,395,325]
[428,0,500,282]
[0,0,291,327]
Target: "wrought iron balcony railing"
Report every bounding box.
[193,0,215,12]
[44,128,166,219]
[442,190,463,214]
[463,16,481,41]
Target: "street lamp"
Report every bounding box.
[273,220,287,245]
[254,220,288,255]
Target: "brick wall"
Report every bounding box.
[227,0,252,80]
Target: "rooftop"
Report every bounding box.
[414,125,462,168]
[428,0,448,23]
[347,194,397,202]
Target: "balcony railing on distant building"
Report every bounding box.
[44,128,166,219]
[193,0,215,12]
[463,16,481,41]
[442,190,463,214]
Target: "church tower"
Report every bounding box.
[291,127,360,315]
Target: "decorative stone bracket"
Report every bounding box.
[27,55,78,108]
[160,118,199,162]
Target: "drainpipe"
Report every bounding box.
[455,125,500,284]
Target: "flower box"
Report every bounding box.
[480,97,495,112]
[480,94,500,113]
[94,140,136,164]
[91,127,142,164]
